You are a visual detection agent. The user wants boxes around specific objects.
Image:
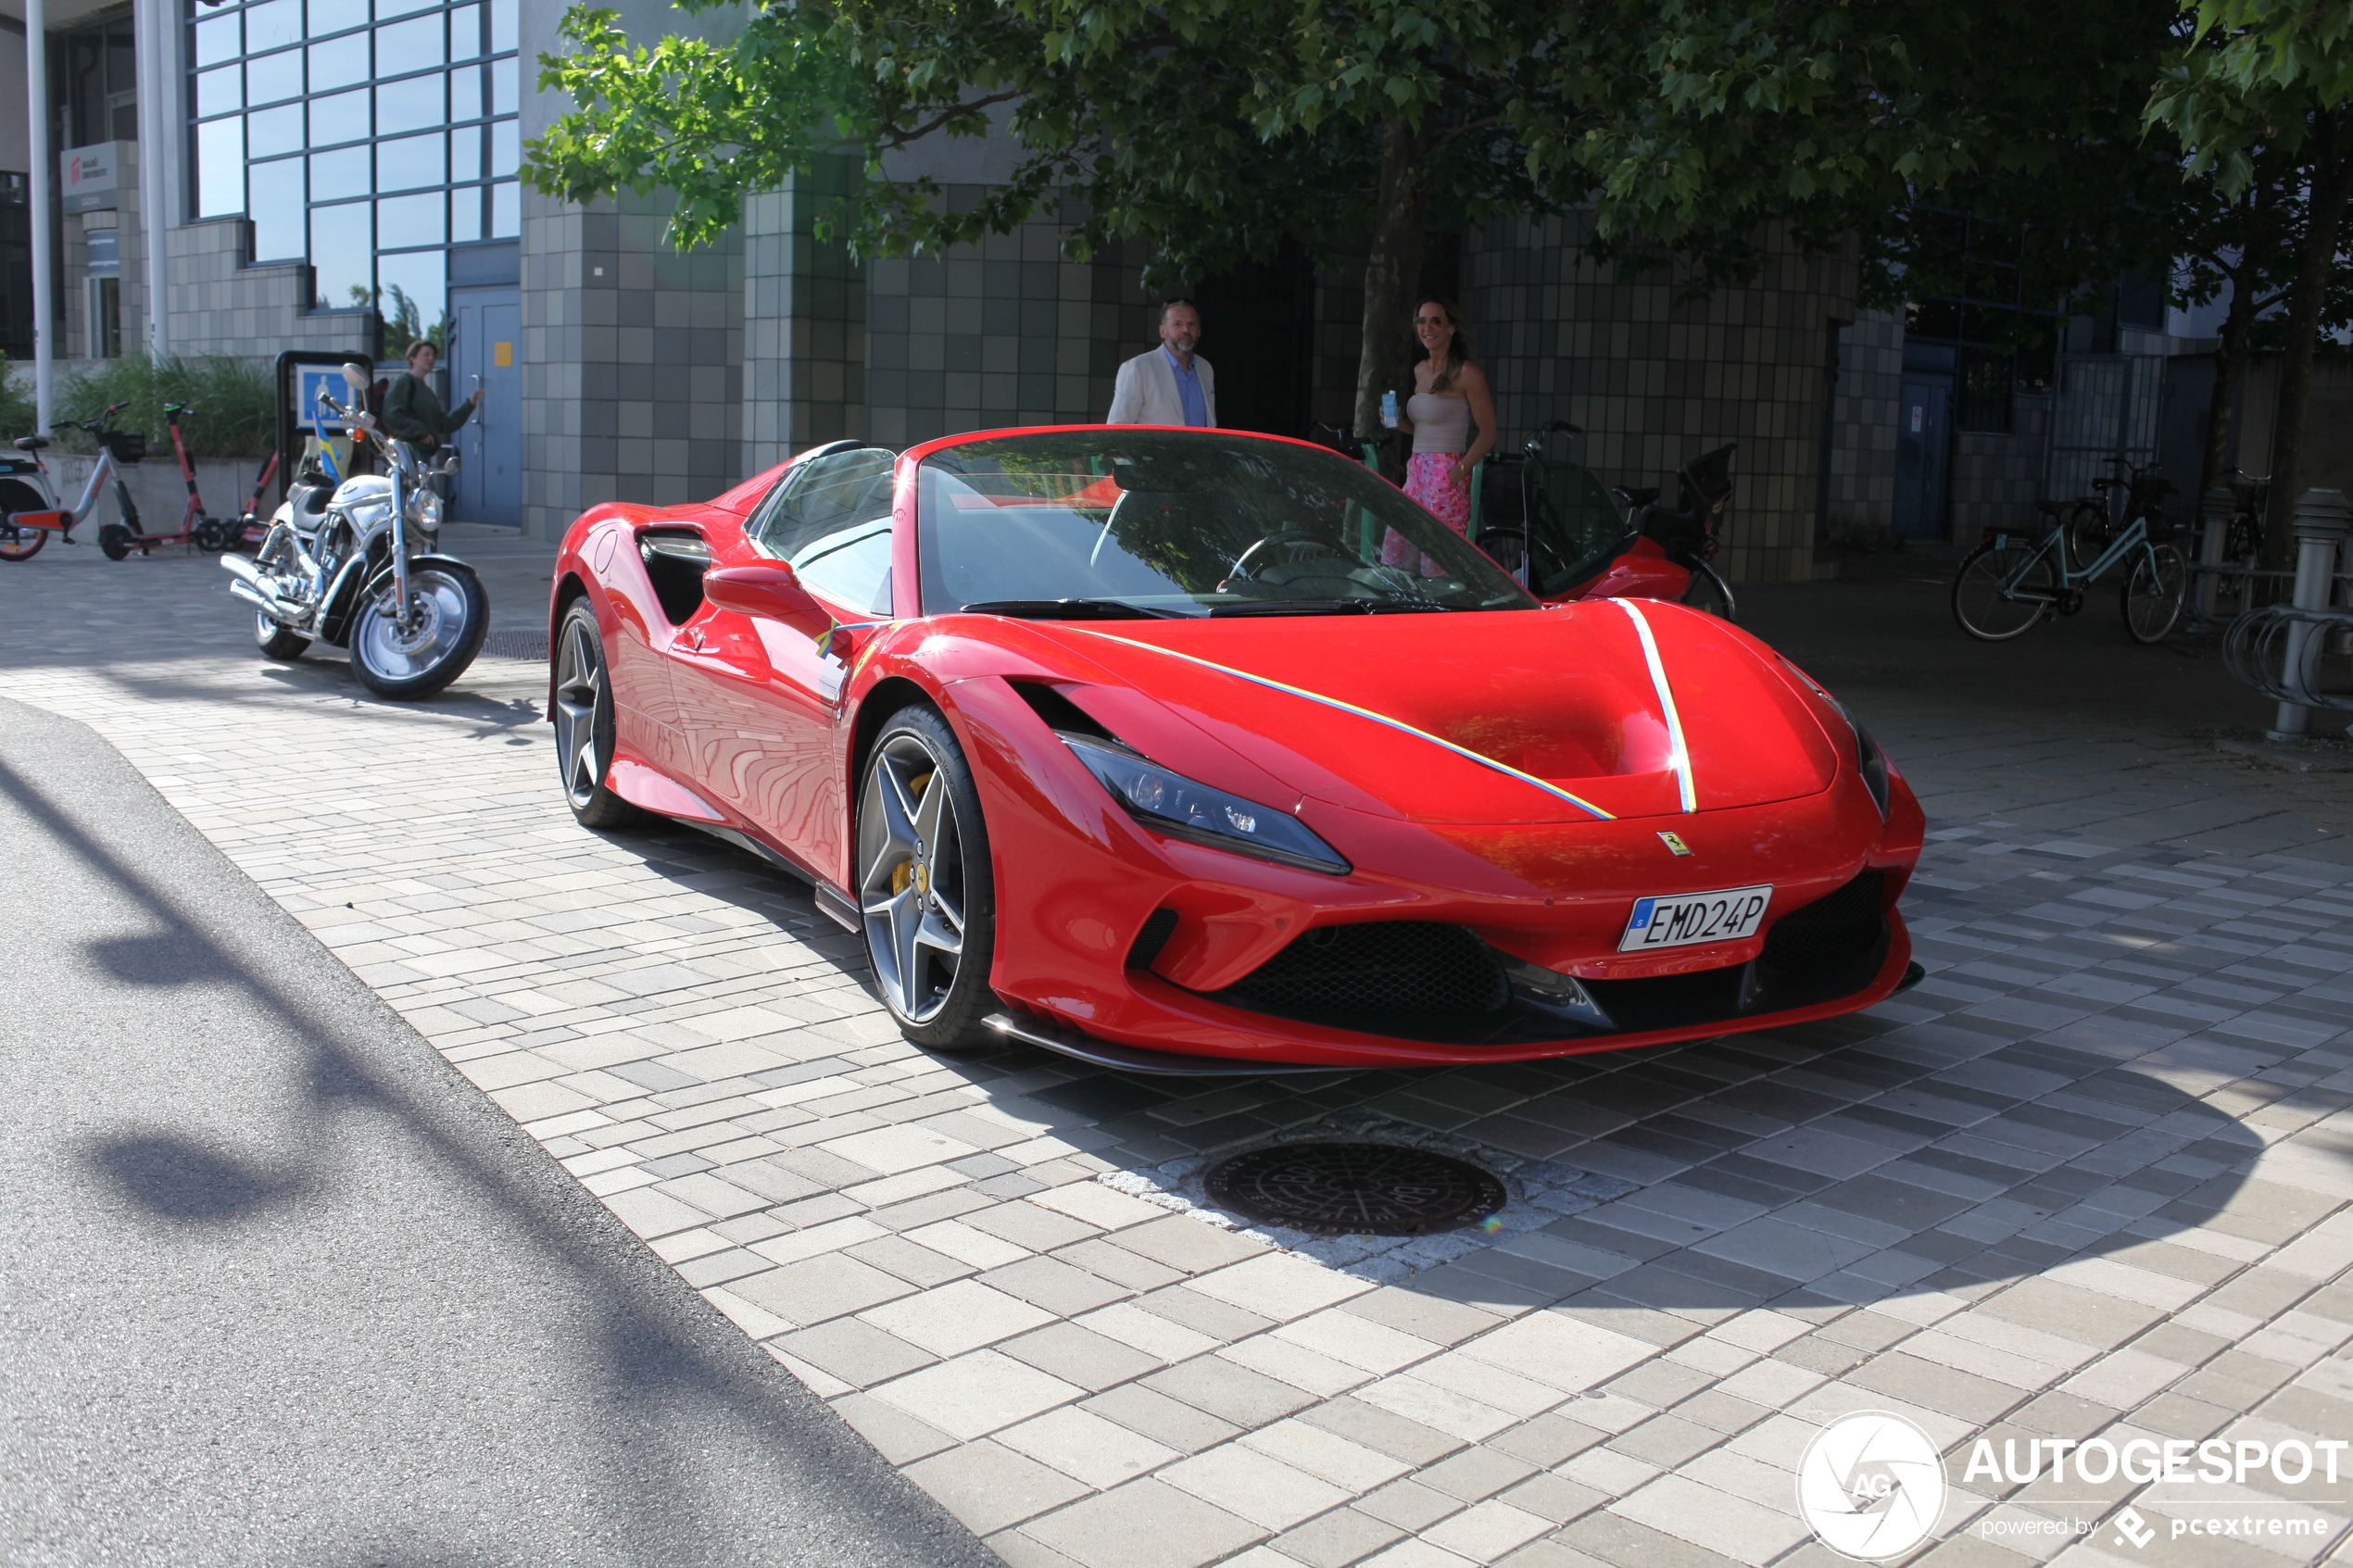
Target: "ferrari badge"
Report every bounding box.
[1657,831,1692,856]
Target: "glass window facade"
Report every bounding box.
[184,0,521,348]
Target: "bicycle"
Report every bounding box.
[2200,466,2269,616]
[1951,457,2187,643]
[0,405,148,562]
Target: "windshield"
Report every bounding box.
[917,431,1536,618]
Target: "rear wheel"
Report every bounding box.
[1678,561,1736,621]
[2121,542,2187,644]
[552,600,648,829]
[857,707,998,1049]
[1952,541,2057,641]
[255,611,310,660]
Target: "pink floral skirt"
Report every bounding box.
[1383,451,1470,576]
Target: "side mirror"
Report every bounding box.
[342,364,371,392]
[701,561,820,623]
[439,452,461,475]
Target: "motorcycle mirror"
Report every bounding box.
[342,363,371,393]
[701,561,820,624]
[439,453,462,475]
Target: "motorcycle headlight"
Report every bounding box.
[408,485,442,532]
[1062,734,1350,874]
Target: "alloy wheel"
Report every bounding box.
[857,731,968,1024]
[553,614,605,809]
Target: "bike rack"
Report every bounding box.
[2222,604,2353,712]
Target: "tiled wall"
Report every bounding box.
[862,190,1142,450]
[517,189,743,539]
[741,157,866,476]
[1951,394,2052,541]
[1825,309,1902,537]
[1466,215,1856,583]
[167,217,374,358]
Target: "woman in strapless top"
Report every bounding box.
[1385,297,1497,573]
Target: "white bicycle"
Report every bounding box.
[0,403,149,562]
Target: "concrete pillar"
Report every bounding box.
[2196,483,2234,619]
[26,0,53,428]
[2267,487,2352,740]
[135,0,170,358]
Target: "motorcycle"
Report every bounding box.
[220,364,489,699]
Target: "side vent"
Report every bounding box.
[1010,681,1118,742]
[1126,908,1179,969]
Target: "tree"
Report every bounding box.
[2148,0,2353,563]
[529,0,1560,444]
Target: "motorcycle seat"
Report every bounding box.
[12,436,49,452]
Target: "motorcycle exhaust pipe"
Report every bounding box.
[222,556,302,624]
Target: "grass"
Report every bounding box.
[28,354,279,459]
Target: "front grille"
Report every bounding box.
[1762,871,1885,978]
[1219,922,1508,1020]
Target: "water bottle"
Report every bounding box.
[1380,390,1399,429]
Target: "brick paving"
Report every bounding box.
[8,545,2353,1566]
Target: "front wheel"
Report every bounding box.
[255,611,310,661]
[856,707,999,1049]
[347,563,489,699]
[2121,542,2187,644]
[98,523,134,561]
[1678,560,1736,621]
[1952,541,2057,642]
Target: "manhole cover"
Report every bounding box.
[1202,1142,1508,1236]
[478,630,549,661]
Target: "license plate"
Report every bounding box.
[1620,884,1773,952]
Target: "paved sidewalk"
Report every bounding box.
[6,547,2353,1567]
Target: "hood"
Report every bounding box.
[997,601,1841,824]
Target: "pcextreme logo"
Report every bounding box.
[1797,1411,2347,1559]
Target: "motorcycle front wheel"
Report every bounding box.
[348,563,488,699]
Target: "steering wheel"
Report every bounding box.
[1228,528,1330,582]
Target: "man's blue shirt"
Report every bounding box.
[1163,346,1209,426]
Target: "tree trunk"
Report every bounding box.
[2198,268,2259,500]
[2263,108,2353,570]
[1353,119,1429,476]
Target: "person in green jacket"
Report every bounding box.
[384,340,480,455]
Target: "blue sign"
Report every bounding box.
[296,366,362,434]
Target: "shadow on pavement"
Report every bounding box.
[0,707,994,1568]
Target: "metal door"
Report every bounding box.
[2042,353,2162,507]
[1892,379,1951,541]
[447,285,521,527]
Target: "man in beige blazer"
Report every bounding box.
[1106,300,1217,426]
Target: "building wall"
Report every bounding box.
[166,217,373,358]
[741,162,865,475]
[517,189,743,539]
[1950,393,2052,542]
[1466,214,1857,583]
[862,190,1141,451]
[1825,309,1901,537]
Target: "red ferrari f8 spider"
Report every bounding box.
[548,426,1924,1073]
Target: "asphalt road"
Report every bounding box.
[0,695,993,1568]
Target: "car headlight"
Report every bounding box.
[1778,658,1891,818]
[1062,734,1351,874]
[407,486,442,532]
